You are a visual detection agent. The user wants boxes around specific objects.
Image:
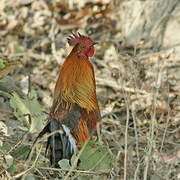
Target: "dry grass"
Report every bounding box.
[0,0,180,179]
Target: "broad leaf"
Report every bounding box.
[78,141,113,172]
[10,91,46,133]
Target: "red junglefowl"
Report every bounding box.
[29,33,101,167]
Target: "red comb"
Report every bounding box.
[67,32,86,46]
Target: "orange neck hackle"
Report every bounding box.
[53,44,99,113]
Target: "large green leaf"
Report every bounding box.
[78,141,113,172]
[10,91,46,133]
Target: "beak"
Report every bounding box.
[90,41,98,47]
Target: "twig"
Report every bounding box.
[26,129,63,164]
[114,64,130,180]
[129,52,141,178]
[34,167,47,180]
[38,166,109,175]
[13,145,42,179]
[123,92,130,180]
[134,163,140,180]
[119,74,130,180]
[7,140,21,154]
[0,109,13,114]
[160,71,171,152]
[28,74,31,94]
[0,169,12,179]
[132,112,140,179]
[143,62,161,180]
[96,77,149,95]
[64,141,88,180]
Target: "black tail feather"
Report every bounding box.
[26,122,51,161]
[27,118,76,167]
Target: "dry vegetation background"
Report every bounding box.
[0,0,180,179]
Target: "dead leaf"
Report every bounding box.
[0,60,20,79]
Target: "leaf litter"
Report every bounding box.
[0,0,180,179]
